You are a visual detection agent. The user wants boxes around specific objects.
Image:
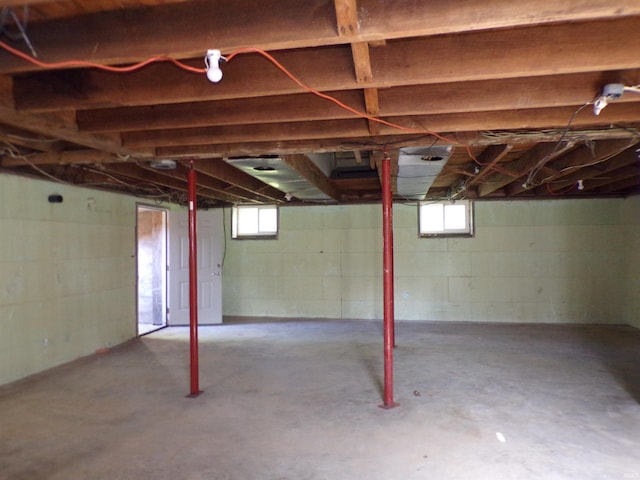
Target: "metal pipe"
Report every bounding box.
[381,151,397,409]
[187,163,202,397]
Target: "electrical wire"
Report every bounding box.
[0,140,178,200]
[522,101,592,189]
[79,165,181,200]
[6,40,633,190]
[482,126,640,141]
[339,134,436,151]
[6,132,60,144]
[546,181,577,196]
[613,124,640,140]
[225,47,479,163]
[0,39,206,74]
[0,39,483,168]
[2,38,479,165]
[24,162,72,184]
[0,6,36,56]
[1,142,73,185]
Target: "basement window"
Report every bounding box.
[232,205,278,239]
[419,200,473,237]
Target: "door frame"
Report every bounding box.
[136,204,168,336]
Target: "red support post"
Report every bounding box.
[380,151,398,409]
[187,163,202,397]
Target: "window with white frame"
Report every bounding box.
[419,199,473,237]
[232,205,278,239]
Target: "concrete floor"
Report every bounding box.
[1,319,639,480]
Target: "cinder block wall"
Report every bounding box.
[621,196,640,329]
[2,174,634,386]
[223,198,636,325]
[0,175,137,385]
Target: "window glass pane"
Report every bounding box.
[233,205,278,238]
[444,204,466,230]
[419,200,473,237]
[259,208,278,233]
[420,203,444,232]
[237,207,259,235]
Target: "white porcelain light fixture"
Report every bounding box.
[205,49,223,82]
[593,83,640,115]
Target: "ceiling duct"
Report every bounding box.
[305,153,336,177]
[225,156,333,202]
[396,145,452,200]
[149,159,177,170]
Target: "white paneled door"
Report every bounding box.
[168,209,223,325]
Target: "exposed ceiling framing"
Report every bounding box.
[0,0,638,206]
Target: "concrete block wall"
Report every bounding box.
[0,174,635,385]
[452,200,626,323]
[223,198,636,325]
[621,196,640,329]
[0,174,137,385]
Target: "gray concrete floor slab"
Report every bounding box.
[1,320,639,480]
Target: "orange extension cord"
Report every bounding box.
[0,41,485,165]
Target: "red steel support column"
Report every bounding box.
[187,163,202,397]
[381,151,398,409]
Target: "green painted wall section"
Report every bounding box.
[223,198,637,325]
[621,196,640,329]
[1,172,636,386]
[0,174,138,386]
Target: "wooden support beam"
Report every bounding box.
[591,164,640,189]
[0,74,13,108]
[0,103,154,157]
[68,167,216,202]
[595,175,640,194]
[15,18,640,111]
[1,0,637,75]
[75,70,640,132]
[478,141,576,197]
[77,90,367,132]
[0,149,126,167]
[335,0,381,138]
[507,139,635,196]
[153,127,640,160]
[351,43,374,84]
[465,144,513,188]
[552,150,640,192]
[92,163,189,193]
[189,158,286,203]
[334,0,359,37]
[282,154,342,202]
[0,130,63,152]
[0,1,62,8]
[364,87,381,136]
[543,138,638,175]
[122,119,371,148]
[528,139,639,195]
[119,103,640,150]
[77,70,640,140]
[160,163,263,204]
[105,163,248,204]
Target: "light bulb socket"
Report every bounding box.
[205,49,223,83]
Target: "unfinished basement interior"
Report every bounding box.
[0,1,639,479]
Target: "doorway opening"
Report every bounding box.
[137,205,167,335]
